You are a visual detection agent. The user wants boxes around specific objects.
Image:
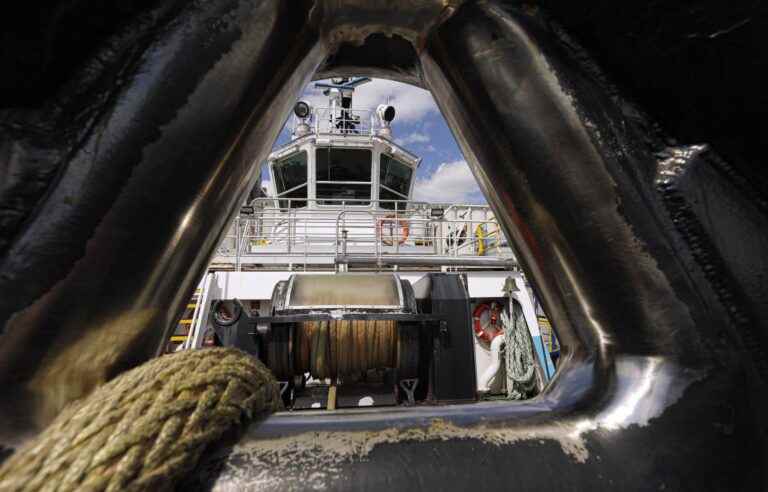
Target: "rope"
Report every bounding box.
[0,348,281,492]
[295,320,397,379]
[503,306,537,400]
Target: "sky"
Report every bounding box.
[261,78,487,204]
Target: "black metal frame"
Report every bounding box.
[210,291,456,408]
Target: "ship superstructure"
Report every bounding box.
[172,78,558,410]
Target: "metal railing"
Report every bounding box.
[297,107,376,136]
[213,198,512,269]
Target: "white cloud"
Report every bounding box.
[414,160,486,204]
[396,132,430,146]
[299,79,439,123]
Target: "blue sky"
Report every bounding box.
[262,78,486,204]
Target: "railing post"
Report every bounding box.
[375,211,381,260]
[335,211,341,256]
[395,201,401,255]
[470,216,475,257]
[234,216,240,271]
[287,203,293,254]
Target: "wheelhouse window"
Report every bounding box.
[379,154,413,210]
[273,151,307,208]
[316,148,372,205]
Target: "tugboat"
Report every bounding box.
[168,78,557,410]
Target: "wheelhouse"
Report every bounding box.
[267,135,419,209]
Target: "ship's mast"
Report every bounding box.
[314,77,371,133]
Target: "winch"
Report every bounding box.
[210,273,477,409]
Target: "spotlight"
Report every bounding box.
[294,101,311,119]
[377,104,396,124]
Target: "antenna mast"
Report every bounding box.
[314,77,372,133]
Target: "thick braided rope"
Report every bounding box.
[0,348,281,492]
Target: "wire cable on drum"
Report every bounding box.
[294,320,398,380]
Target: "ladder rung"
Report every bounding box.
[170,336,188,342]
[187,304,197,309]
[179,319,193,325]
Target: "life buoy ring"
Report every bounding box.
[473,302,503,343]
[377,215,409,246]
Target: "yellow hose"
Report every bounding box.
[475,224,486,256]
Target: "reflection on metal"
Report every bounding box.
[0,0,328,443]
[0,0,764,489]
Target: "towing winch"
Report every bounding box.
[210,273,477,409]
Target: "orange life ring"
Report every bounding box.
[377,215,409,246]
[473,302,503,343]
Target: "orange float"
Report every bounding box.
[473,302,503,343]
[377,215,410,246]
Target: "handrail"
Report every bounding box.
[214,198,515,270]
[335,209,381,259]
[184,272,215,350]
[310,107,374,136]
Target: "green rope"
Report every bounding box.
[0,348,280,492]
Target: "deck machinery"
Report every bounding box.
[210,273,479,409]
[175,77,558,411]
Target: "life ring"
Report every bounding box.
[377,215,409,246]
[473,302,504,343]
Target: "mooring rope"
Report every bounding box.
[503,307,537,400]
[0,348,281,492]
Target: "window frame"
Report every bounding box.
[314,147,374,207]
[378,152,414,210]
[271,150,309,209]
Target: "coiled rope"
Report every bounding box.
[502,308,537,400]
[0,347,281,492]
